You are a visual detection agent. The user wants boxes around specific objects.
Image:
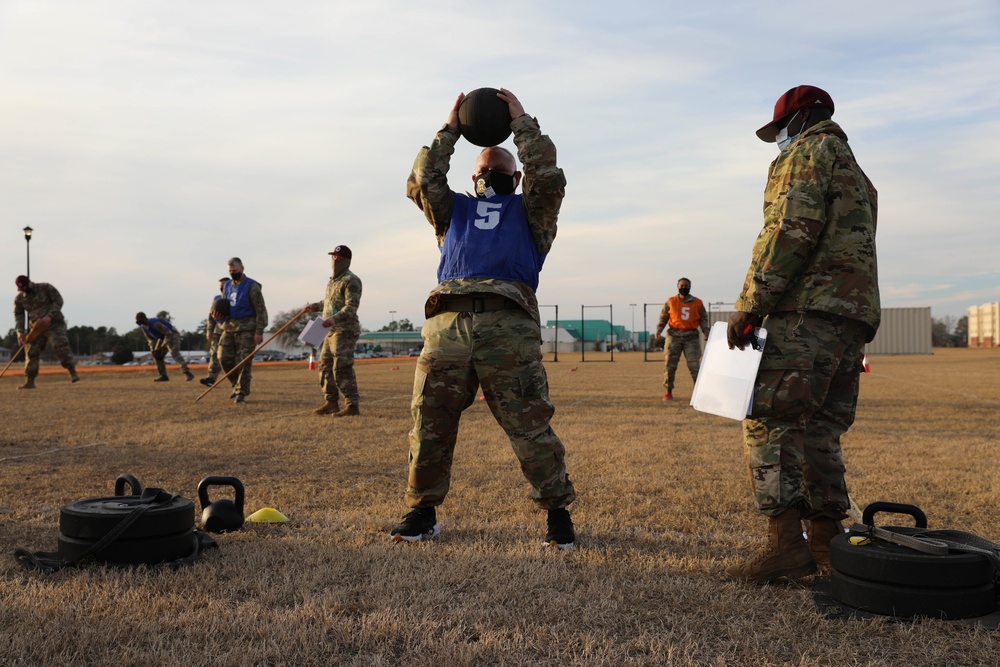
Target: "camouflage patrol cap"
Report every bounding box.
[329,245,352,259]
[757,85,835,142]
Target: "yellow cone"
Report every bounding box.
[246,507,289,523]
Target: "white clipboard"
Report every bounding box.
[297,317,329,348]
[690,321,767,420]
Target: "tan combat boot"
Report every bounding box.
[807,518,844,567]
[18,375,37,390]
[726,509,817,583]
[333,404,360,418]
[314,399,341,415]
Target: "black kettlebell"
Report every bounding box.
[114,473,143,496]
[197,476,245,534]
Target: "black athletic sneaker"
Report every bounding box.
[200,378,214,387]
[543,507,575,550]
[390,507,439,542]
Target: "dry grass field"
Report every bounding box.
[1,349,998,666]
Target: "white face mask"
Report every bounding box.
[775,109,802,152]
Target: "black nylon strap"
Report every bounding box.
[14,488,179,573]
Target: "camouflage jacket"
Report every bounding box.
[310,269,362,335]
[13,282,66,333]
[142,320,177,350]
[735,120,880,338]
[224,279,268,335]
[406,114,567,324]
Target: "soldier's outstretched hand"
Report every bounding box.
[446,93,465,132]
[497,88,525,119]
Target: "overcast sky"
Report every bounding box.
[2,0,998,335]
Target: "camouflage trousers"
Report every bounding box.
[743,311,868,519]
[406,308,576,511]
[219,329,256,396]
[318,330,360,406]
[23,322,76,378]
[150,330,190,377]
[206,333,222,381]
[662,331,702,391]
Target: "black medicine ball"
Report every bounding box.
[458,88,512,147]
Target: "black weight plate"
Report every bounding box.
[60,495,195,540]
[830,569,996,620]
[830,533,992,589]
[58,527,199,565]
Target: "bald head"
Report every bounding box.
[472,147,521,194]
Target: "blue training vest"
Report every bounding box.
[224,278,259,320]
[437,193,544,290]
[143,317,174,340]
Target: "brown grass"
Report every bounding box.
[1,349,999,666]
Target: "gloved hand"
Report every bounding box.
[726,312,763,350]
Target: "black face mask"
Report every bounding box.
[229,272,243,281]
[475,170,516,198]
[678,287,690,297]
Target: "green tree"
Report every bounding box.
[111,345,134,365]
[380,318,414,332]
[954,315,969,347]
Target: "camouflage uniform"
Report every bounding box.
[205,315,223,383]
[735,119,879,520]
[404,114,576,510]
[219,278,267,397]
[141,318,191,377]
[13,282,77,381]
[656,295,709,392]
[310,269,362,408]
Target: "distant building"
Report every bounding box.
[707,307,933,355]
[968,302,999,348]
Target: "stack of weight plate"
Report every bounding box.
[59,492,196,565]
[830,503,996,620]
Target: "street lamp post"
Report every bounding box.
[389,310,396,357]
[23,226,33,279]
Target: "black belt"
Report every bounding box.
[439,295,520,314]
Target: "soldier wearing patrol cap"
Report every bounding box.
[12,275,79,388]
[304,245,363,417]
[726,85,880,583]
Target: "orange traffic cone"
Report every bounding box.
[862,354,870,373]
[308,350,316,371]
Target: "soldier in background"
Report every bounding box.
[391,89,576,549]
[135,312,195,382]
[219,257,267,404]
[12,275,79,389]
[199,277,230,387]
[654,277,709,401]
[304,245,363,418]
[726,85,880,583]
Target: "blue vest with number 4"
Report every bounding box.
[437,193,544,290]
